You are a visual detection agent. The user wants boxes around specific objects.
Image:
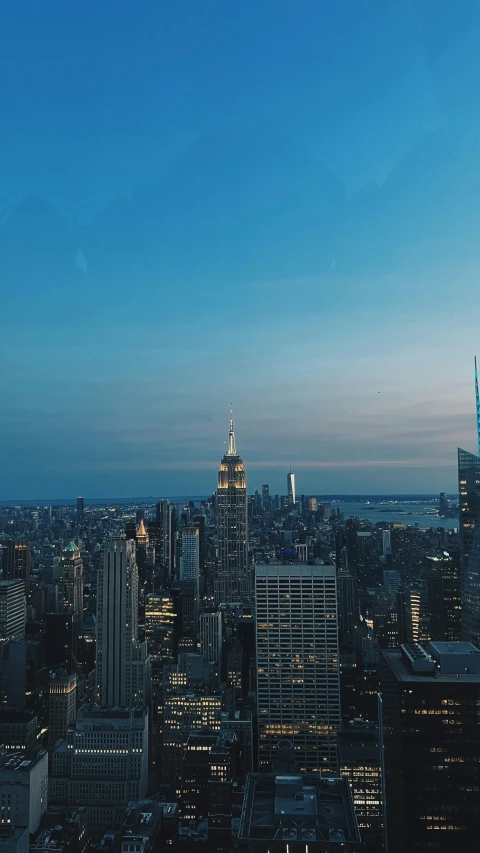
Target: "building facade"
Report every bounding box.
[95,538,150,708]
[458,447,480,643]
[256,563,341,773]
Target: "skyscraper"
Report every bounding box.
[95,538,150,708]
[255,562,340,773]
[287,468,295,506]
[458,447,480,643]
[216,410,249,605]
[58,541,83,625]
[180,527,200,636]
[155,499,172,577]
[1,541,31,583]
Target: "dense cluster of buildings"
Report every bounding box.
[1,382,480,852]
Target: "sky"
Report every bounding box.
[1,0,480,499]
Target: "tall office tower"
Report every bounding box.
[155,500,172,577]
[200,611,223,663]
[50,706,148,841]
[76,496,84,527]
[256,563,340,773]
[180,527,200,583]
[1,541,31,583]
[0,580,25,641]
[426,551,461,641]
[287,468,295,505]
[380,642,480,853]
[216,410,249,605]
[95,538,150,708]
[179,528,200,636]
[48,671,77,750]
[58,541,83,624]
[458,447,480,643]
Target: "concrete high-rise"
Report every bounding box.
[255,562,340,773]
[58,541,83,625]
[95,538,150,708]
[216,410,249,605]
[458,447,480,643]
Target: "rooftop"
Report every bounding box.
[238,774,361,847]
[384,645,480,683]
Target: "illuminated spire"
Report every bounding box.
[475,356,480,456]
[227,404,237,455]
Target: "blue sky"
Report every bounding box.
[1,0,480,498]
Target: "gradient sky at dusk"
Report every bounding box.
[1,0,480,498]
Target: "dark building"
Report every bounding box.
[76,497,84,527]
[238,773,362,852]
[337,573,359,649]
[380,641,480,853]
[458,447,480,643]
[1,540,31,583]
[45,612,76,668]
[0,708,38,751]
[338,722,382,850]
[438,492,448,516]
[426,551,461,641]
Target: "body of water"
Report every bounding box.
[328,499,458,530]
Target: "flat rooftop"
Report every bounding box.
[383,649,480,683]
[239,774,360,846]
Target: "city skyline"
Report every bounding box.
[1,2,480,498]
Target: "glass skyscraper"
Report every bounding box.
[458,447,480,644]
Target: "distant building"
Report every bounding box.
[238,773,361,851]
[95,538,150,708]
[58,542,83,625]
[287,469,296,506]
[48,671,77,751]
[216,410,250,606]
[0,581,25,641]
[1,542,30,584]
[200,612,223,663]
[49,706,148,841]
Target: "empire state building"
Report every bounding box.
[216,410,250,605]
